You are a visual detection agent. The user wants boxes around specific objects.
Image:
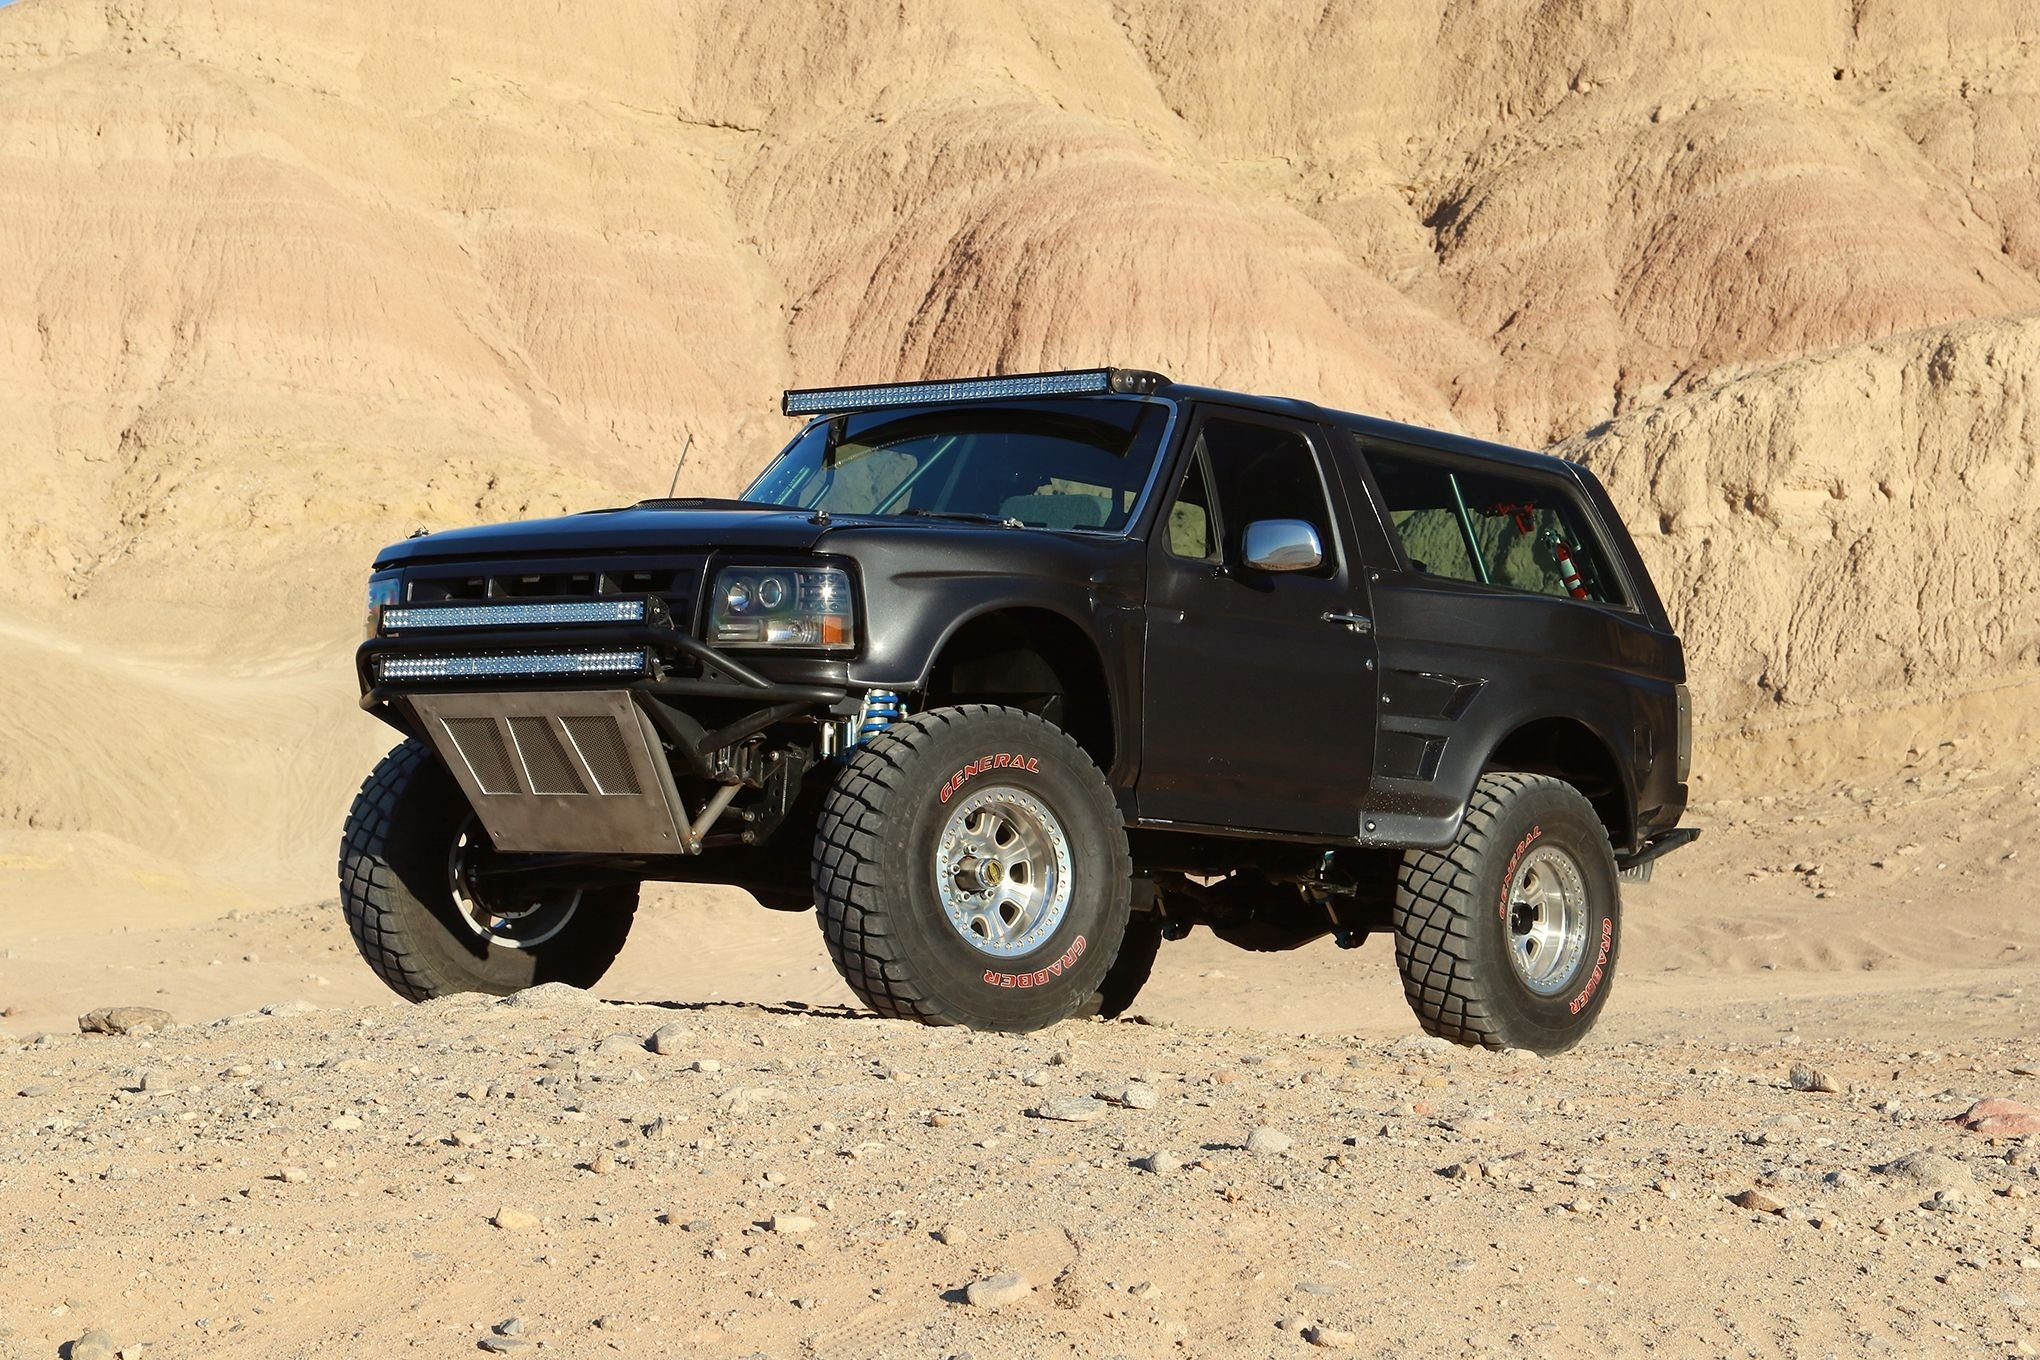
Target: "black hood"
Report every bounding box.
[372,500,832,567]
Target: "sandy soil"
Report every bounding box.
[4,783,2038,1360]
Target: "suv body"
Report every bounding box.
[343,368,1694,1050]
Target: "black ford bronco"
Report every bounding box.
[342,368,1695,1053]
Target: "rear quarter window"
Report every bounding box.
[1365,451,1626,607]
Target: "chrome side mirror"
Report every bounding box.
[1241,519,1323,573]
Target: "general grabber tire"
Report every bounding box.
[338,739,638,1001]
[812,705,1133,1032]
[1392,772,1621,1056]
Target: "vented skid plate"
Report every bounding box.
[408,690,689,854]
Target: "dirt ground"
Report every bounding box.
[3,782,2038,1360]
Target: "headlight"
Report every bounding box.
[709,565,855,650]
[364,573,403,641]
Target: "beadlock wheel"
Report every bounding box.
[448,819,583,951]
[934,786,1074,958]
[1504,843,1590,996]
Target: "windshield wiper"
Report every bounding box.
[900,509,1028,528]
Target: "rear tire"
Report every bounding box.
[1392,772,1620,1055]
[812,705,1131,1032]
[338,740,638,1000]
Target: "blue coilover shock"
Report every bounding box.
[856,689,903,744]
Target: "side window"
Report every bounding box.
[1165,418,1336,574]
[1165,449,1220,562]
[1366,451,1624,605]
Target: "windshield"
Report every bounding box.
[742,397,1171,532]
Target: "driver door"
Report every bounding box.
[1138,410,1380,837]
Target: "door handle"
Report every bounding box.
[1322,611,1373,633]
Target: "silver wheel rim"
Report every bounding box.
[1505,843,1591,995]
[448,819,581,950]
[934,785,1073,958]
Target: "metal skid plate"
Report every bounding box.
[408,690,688,855]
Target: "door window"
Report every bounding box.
[1366,452,1624,605]
[1162,418,1336,575]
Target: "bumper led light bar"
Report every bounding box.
[376,650,649,683]
[380,600,647,631]
[781,367,1168,416]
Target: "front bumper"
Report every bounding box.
[407,688,693,855]
[358,600,852,854]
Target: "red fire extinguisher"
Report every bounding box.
[1547,532,1590,599]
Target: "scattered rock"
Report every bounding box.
[1952,1097,2040,1137]
[1128,1280,1161,1300]
[1732,1189,1785,1214]
[589,1150,617,1175]
[933,1224,965,1246]
[964,1272,1032,1309]
[1389,1034,1454,1056]
[691,1059,722,1075]
[770,1214,816,1234]
[327,1113,363,1131]
[1136,1150,1180,1175]
[1031,1097,1105,1123]
[78,1007,174,1036]
[279,1167,308,1184]
[1921,1188,1968,1214]
[1113,1084,1159,1110]
[1246,1126,1293,1156]
[67,1329,117,1360]
[503,982,595,1010]
[478,1338,532,1354]
[1787,1063,1839,1094]
[495,1318,525,1337]
[1872,1151,1971,1191]
[1304,1324,1358,1348]
[646,1023,687,1056]
[492,1206,540,1232]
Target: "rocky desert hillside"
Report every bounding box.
[0,0,2036,909]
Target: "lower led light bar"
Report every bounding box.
[380,600,647,631]
[376,650,649,682]
[781,367,1168,416]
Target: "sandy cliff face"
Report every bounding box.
[0,0,2034,902]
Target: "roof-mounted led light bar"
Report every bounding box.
[375,649,649,683]
[380,600,648,631]
[781,367,1170,417]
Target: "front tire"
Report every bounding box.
[338,740,638,1000]
[812,705,1132,1032]
[1392,772,1620,1055]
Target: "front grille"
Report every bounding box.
[401,554,705,623]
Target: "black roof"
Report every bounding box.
[779,367,1582,481]
[1152,379,1581,479]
